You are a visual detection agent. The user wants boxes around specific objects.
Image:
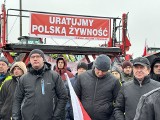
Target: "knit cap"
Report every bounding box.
[29,49,46,61]
[94,54,111,71]
[122,61,132,69]
[77,62,88,70]
[0,57,9,65]
[111,66,121,74]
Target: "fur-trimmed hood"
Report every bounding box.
[10,61,27,75]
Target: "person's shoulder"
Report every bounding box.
[2,79,12,86]
[140,87,160,105]
[48,70,59,75]
[122,79,134,87]
[143,87,160,99]
[106,72,118,82]
[77,70,91,80]
[150,79,160,85]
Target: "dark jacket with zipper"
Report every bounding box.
[0,76,18,120]
[12,62,68,120]
[74,69,121,120]
[114,75,160,120]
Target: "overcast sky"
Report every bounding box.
[1,0,160,58]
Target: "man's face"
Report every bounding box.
[123,66,132,75]
[94,67,108,78]
[77,68,86,75]
[111,71,121,80]
[153,63,160,75]
[13,66,24,77]
[30,53,44,70]
[0,61,9,74]
[58,60,64,69]
[133,64,150,81]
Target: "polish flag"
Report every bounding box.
[64,73,91,120]
[142,40,148,56]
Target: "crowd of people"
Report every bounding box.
[0,49,160,120]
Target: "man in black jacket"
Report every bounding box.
[114,57,160,120]
[12,49,68,120]
[134,87,160,120]
[74,54,121,120]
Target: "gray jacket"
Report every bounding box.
[12,62,68,120]
[114,75,160,120]
[134,87,160,120]
[74,70,121,120]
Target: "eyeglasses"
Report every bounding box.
[30,55,42,59]
[154,65,160,68]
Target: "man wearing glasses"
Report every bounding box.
[12,49,68,120]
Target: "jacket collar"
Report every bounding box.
[134,75,150,86]
[28,62,51,76]
[12,76,20,82]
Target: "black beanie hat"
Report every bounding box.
[94,54,111,71]
[0,57,9,65]
[29,49,46,61]
[77,62,88,70]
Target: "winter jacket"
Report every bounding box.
[150,57,160,82]
[121,72,133,82]
[114,75,160,120]
[70,73,78,87]
[12,62,68,120]
[0,73,12,90]
[55,57,74,80]
[134,87,160,120]
[74,69,121,120]
[0,76,18,120]
[0,61,27,120]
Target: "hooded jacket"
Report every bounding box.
[0,61,27,120]
[114,76,160,120]
[150,57,160,82]
[111,66,125,85]
[12,62,68,120]
[74,69,121,120]
[55,57,74,80]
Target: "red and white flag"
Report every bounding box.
[64,73,91,120]
[142,40,148,56]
